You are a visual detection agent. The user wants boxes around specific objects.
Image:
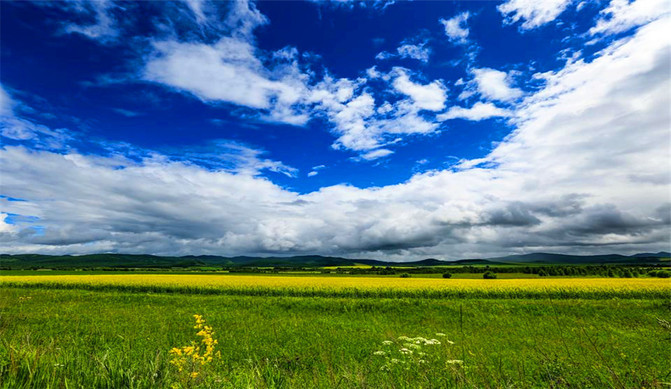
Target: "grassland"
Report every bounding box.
[1,273,670,388]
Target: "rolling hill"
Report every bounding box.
[0,251,668,269]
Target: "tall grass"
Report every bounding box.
[1,287,669,388]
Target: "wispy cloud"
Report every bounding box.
[376,37,431,63]
[588,0,670,36]
[498,0,572,30]
[438,102,511,121]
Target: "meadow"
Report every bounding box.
[1,273,670,388]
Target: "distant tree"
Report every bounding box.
[400,273,411,278]
[655,270,671,278]
[538,269,549,277]
[442,272,452,279]
[483,271,497,279]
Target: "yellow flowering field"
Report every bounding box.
[0,274,668,298]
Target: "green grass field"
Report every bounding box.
[1,274,670,388]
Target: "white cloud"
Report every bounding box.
[397,43,431,62]
[307,164,326,177]
[360,148,394,160]
[589,0,670,36]
[309,71,444,157]
[376,40,431,63]
[498,0,572,30]
[0,84,15,117]
[470,68,523,102]
[185,0,207,23]
[57,1,448,159]
[307,0,395,11]
[392,69,447,111]
[0,213,17,234]
[63,0,120,43]
[224,0,269,39]
[186,141,299,177]
[440,12,470,43]
[438,102,512,121]
[0,85,73,150]
[143,38,310,125]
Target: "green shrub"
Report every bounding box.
[442,272,452,279]
[399,273,411,278]
[483,271,497,279]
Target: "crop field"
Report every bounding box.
[1,274,668,299]
[1,273,670,388]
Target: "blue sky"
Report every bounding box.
[1,0,670,259]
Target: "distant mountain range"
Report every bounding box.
[0,252,668,269]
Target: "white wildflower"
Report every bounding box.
[436,333,446,337]
[446,359,464,365]
[382,340,393,345]
[373,351,386,356]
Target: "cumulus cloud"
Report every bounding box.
[498,0,572,30]
[137,2,446,157]
[391,69,447,111]
[467,68,523,102]
[438,102,511,121]
[144,38,310,125]
[440,12,470,43]
[309,70,445,156]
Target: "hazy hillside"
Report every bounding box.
[1,252,668,269]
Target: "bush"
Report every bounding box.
[538,269,549,277]
[399,273,411,278]
[483,271,497,279]
[442,272,452,279]
[655,270,671,278]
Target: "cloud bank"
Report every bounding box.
[2,12,669,259]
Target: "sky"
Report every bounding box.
[0,0,670,260]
